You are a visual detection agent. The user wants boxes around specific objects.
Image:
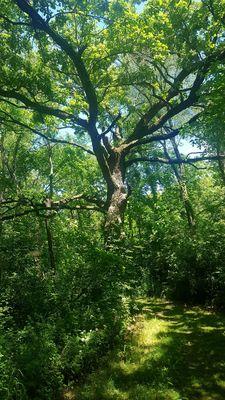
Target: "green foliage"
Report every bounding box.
[1,0,225,398]
[126,166,225,308]
[0,217,131,399]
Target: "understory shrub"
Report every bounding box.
[0,224,131,400]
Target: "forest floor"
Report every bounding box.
[65,298,225,400]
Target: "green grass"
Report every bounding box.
[65,299,225,400]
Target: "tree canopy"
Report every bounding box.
[1,0,225,237]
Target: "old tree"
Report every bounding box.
[1,0,225,240]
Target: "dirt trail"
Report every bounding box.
[65,299,225,400]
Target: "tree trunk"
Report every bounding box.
[178,177,196,230]
[104,184,128,244]
[104,151,129,245]
[44,217,55,271]
[216,144,225,185]
[44,143,55,270]
[89,127,129,245]
[163,139,196,231]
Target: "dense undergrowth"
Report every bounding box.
[0,224,131,400]
[1,140,225,400]
[1,196,225,400]
[1,170,225,399]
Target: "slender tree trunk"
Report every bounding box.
[128,206,134,239]
[45,143,55,270]
[44,217,55,271]
[217,145,225,185]
[0,135,6,238]
[177,176,196,229]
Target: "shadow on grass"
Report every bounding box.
[73,299,225,400]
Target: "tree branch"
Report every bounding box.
[0,13,30,26]
[0,110,94,155]
[14,0,98,126]
[0,88,87,128]
[1,194,105,222]
[125,128,180,151]
[125,47,225,148]
[1,205,103,221]
[126,154,225,167]
[101,113,122,137]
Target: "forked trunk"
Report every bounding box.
[90,129,129,245]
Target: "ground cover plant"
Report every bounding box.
[73,298,225,400]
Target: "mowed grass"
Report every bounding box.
[68,299,225,400]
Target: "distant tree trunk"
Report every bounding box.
[163,140,196,231]
[217,144,225,185]
[0,135,6,237]
[76,209,83,231]
[45,143,55,270]
[128,206,134,239]
[44,217,55,271]
[177,176,196,229]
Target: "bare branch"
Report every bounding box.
[1,205,103,221]
[126,154,225,167]
[125,128,180,151]
[1,194,105,222]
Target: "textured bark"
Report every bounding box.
[104,151,129,244]
[104,183,128,242]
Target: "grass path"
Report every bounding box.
[67,299,225,400]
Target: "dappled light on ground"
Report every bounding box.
[73,299,225,400]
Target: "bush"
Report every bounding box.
[0,224,131,399]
